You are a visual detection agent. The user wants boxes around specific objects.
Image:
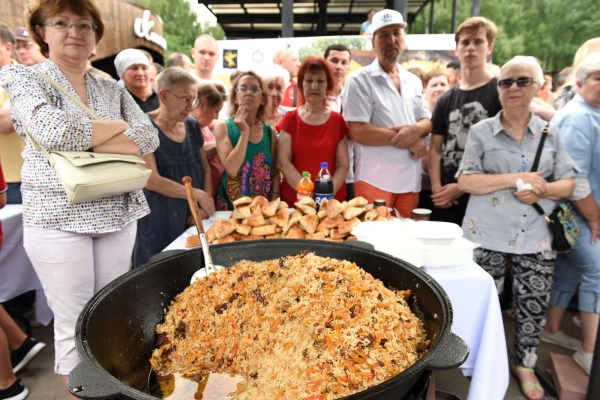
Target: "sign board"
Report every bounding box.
[214,34,457,77]
[134,9,167,50]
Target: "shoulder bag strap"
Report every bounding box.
[23,127,53,164]
[24,70,98,163]
[531,126,551,219]
[530,126,550,172]
[35,70,99,120]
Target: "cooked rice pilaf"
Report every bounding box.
[150,252,428,399]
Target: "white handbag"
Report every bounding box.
[24,71,152,204]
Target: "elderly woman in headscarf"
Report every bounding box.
[114,48,159,112]
[457,56,577,400]
[542,53,600,377]
[133,68,214,268]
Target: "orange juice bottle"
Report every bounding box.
[296,171,314,201]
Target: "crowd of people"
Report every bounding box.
[0,1,599,400]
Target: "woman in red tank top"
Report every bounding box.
[277,56,349,206]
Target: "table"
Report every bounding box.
[0,204,53,325]
[423,263,508,400]
[162,225,509,400]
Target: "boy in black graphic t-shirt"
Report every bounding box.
[429,17,502,225]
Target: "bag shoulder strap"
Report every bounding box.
[531,126,550,172]
[24,70,98,162]
[35,70,99,120]
[24,127,53,164]
[531,126,551,218]
[532,202,546,216]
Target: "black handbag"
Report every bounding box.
[530,127,579,252]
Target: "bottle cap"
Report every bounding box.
[302,171,309,177]
[373,199,387,208]
[321,162,328,168]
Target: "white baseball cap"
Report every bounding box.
[369,9,407,34]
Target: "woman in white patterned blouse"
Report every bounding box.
[0,0,159,396]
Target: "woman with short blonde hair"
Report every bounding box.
[554,37,600,110]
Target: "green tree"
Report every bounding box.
[412,0,600,71]
[298,38,371,61]
[135,0,225,59]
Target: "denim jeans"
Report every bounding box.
[550,212,600,313]
[6,182,22,204]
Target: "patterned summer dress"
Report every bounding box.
[216,117,273,210]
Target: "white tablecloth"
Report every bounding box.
[0,205,53,325]
[423,263,508,400]
[162,226,509,400]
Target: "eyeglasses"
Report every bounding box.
[235,86,263,95]
[16,42,33,51]
[497,77,535,89]
[42,19,97,34]
[166,90,199,108]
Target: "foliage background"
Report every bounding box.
[135,0,225,59]
[134,0,600,72]
[411,0,600,71]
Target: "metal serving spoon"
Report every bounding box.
[182,176,224,283]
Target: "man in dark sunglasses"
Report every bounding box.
[428,16,503,226]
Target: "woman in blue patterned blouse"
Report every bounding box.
[457,56,576,400]
[0,0,159,395]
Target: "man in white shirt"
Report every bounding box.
[191,34,230,119]
[325,44,354,200]
[343,9,431,218]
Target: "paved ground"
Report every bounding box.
[14,309,582,399]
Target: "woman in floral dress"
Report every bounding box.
[214,71,280,210]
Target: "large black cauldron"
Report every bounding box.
[67,240,468,400]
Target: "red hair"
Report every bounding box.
[297,56,335,105]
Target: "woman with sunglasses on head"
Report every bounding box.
[277,56,349,206]
[457,56,577,400]
[214,71,280,210]
[133,67,214,268]
[0,1,159,397]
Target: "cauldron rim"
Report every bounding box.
[71,240,468,400]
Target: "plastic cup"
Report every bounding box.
[373,199,387,208]
[412,208,432,221]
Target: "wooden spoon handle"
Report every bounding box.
[182,176,205,234]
